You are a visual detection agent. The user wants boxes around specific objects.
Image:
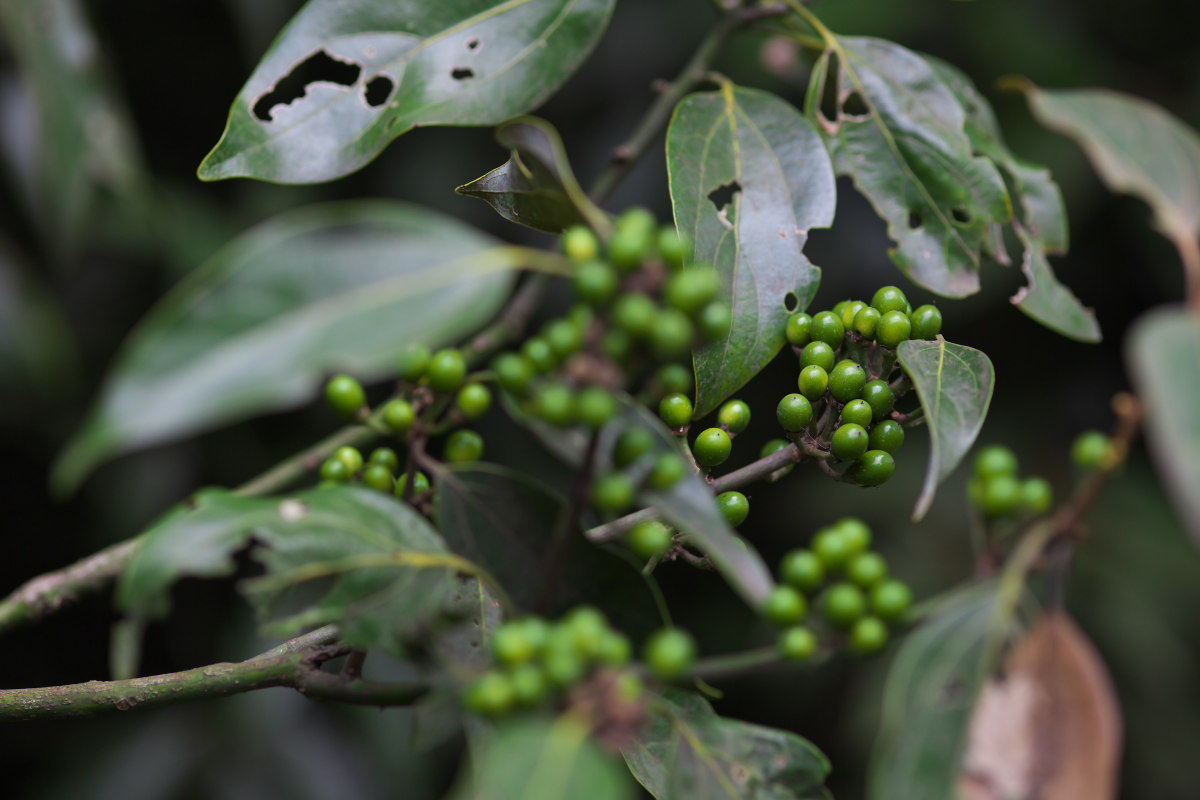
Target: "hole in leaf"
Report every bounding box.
[466,37,481,51]
[451,67,475,81]
[842,91,868,117]
[952,206,972,224]
[784,292,799,312]
[253,50,362,122]
[908,210,923,229]
[818,56,841,122]
[363,75,394,108]
[708,180,742,213]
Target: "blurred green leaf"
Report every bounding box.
[807,38,1011,297]
[1126,306,1200,543]
[623,688,831,799]
[198,0,615,184]
[867,581,1003,800]
[449,715,635,800]
[457,116,610,234]
[897,338,994,520]
[667,85,835,416]
[53,200,518,494]
[1011,225,1101,343]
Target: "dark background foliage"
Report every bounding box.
[1,1,1197,797]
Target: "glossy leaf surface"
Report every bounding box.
[624,689,831,800]
[668,85,835,416]
[897,338,994,520]
[199,0,615,184]
[53,200,517,493]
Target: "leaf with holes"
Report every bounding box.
[667,85,835,416]
[1126,306,1200,544]
[457,116,610,234]
[52,200,518,494]
[807,38,1011,297]
[868,582,1007,800]
[897,337,994,520]
[923,58,1098,342]
[198,0,615,184]
[623,688,832,800]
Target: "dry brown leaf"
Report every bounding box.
[957,611,1122,800]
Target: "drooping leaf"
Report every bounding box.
[1012,82,1200,265]
[1011,225,1101,343]
[52,200,518,494]
[667,85,835,416]
[449,715,635,800]
[198,0,616,184]
[1126,306,1200,543]
[117,485,474,656]
[457,116,610,234]
[807,38,1012,297]
[868,581,1007,800]
[959,612,1121,800]
[897,337,995,520]
[623,688,831,800]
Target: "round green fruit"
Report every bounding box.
[797,365,829,400]
[778,626,818,661]
[780,549,825,593]
[397,344,432,382]
[629,520,674,559]
[614,427,655,468]
[974,445,1018,480]
[849,616,889,655]
[456,383,492,420]
[383,399,416,434]
[812,527,852,570]
[509,664,548,705]
[829,361,867,403]
[325,375,366,418]
[871,286,909,314]
[1021,477,1054,514]
[831,423,870,461]
[657,363,694,395]
[650,309,695,360]
[841,399,874,428]
[845,552,888,588]
[394,471,431,498]
[841,300,868,329]
[876,311,912,349]
[334,446,364,474]
[871,579,913,621]
[492,621,539,666]
[445,430,485,463]
[853,306,881,339]
[855,450,895,486]
[362,463,395,493]
[715,491,749,527]
[592,472,636,513]
[860,380,895,420]
[648,453,688,489]
[659,393,694,429]
[613,293,658,338]
[562,225,600,262]
[319,457,351,484]
[492,352,534,397]
[368,447,400,472]
[822,582,867,629]
[717,399,752,434]
[910,304,943,340]
[697,301,732,341]
[1072,430,1112,471]
[834,517,872,555]
[868,420,905,453]
[785,312,812,347]
[809,311,845,348]
[800,341,836,373]
[573,260,619,305]
[763,585,808,625]
[693,428,732,468]
[533,383,576,428]
[658,227,692,268]
[543,318,585,360]
[463,671,515,716]
[664,267,721,316]
[427,349,467,393]
[521,337,557,374]
[643,628,697,680]
[777,393,814,432]
[575,387,618,430]
[980,474,1022,516]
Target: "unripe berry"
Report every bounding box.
[800,341,836,372]
[846,552,888,588]
[1021,477,1054,514]
[383,399,416,433]
[575,386,618,430]
[763,585,808,625]
[614,427,655,468]
[629,520,673,559]
[776,393,814,432]
[855,450,895,486]
[871,286,909,314]
[910,304,943,340]
[809,311,845,348]
[656,363,694,395]
[325,375,366,418]
[509,664,548,705]
[394,470,431,498]
[562,225,600,262]
[320,457,352,484]
[368,447,400,472]
[717,399,752,434]
[831,423,870,461]
[456,383,492,420]
[492,352,535,397]
[876,311,912,348]
[650,309,695,360]
[445,430,484,463]
[797,365,829,400]
[813,527,852,570]
[715,491,749,527]
[693,427,732,468]
[697,301,733,341]
[643,628,697,680]
[778,626,818,661]
[573,260,619,305]
[522,337,557,374]
[362,463,395,493]
[397,344,432,382]
[841,399,874,428]
[785,313,812,347]
[868,420,905,453]
[822,582,867,628]
[834,517,872,555]
[849,616,889,654]
[592,472,635,512]
[1072,430,1112,471]
[860,380,895,420]
[829,361,867,403]
[841,300,868,328]
[610,207,657,270]
[871,579,913,621]
[543,318,585,360]
[659,393,694,429]
[427,349,467,393]
[463,671,515,716]
[664,267,721,316]
[780,549,825,592]
[334,446,364,474]
[648,453,688,490]
[533,383,576,427]
[974,445,1018,480]
[658,227,692,268]
[613,293,658,338]
[980,474,1022,516]
[853,306,881,339]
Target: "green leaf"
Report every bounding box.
[667,85,835,416]
[198,0,615,184]
[457,116,610,234]
[897,338,995,520]
[1011,225,1101,343]
[1012,82,1200,262]
[1126,307,1200,543]
[449,715,635,800]
[623,688,831,800]
[808,38,1012,297]
[53,200,518,493]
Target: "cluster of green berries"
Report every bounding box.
[765,517,913,657]
[967,444,1053,517]
[316,444,433,499]
[462,605,697,717]
[779,286,940,487]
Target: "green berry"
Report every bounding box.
[832,300,851,316]
[565,606,610,659]
[533,383,576,427]
[509,664,548,705]
[980,474,1022,516]
[809,311,846,348]
[840,300,868,328]
[871,580,913,621]
[573,260,619,305]
[394,470,431,498]
[659,393,694,429]
[319,457,352,484]
[776,393,814,432]
[841,399,874,428]
[797,365,829,401]
[522,337,557,373]
[601,329,633,361]
[368,447,400,472]
[629,520,674,559]
[650,309,695,360]
[876,311,912,348]
[562,225,600,262]
[362,463,395,493]
[397,344,432,382]
[456,383,492,420]
[614,427,655,468]
[910,304,943,340]
[543,318,585,360]
[445,430,484,463]
[861,380,895,420]
[656,363,694,395]
[334,446,364,474]
[829,361,867,403]
[427,349,467,393]
[492,352,535,396]
[648,453,688,490]
[760,438,795,479]
[834,517,872,555]
[974,445,1018,480]
[325,375,366,418]
[693,428,732,468]
[716,491,749,527]
[665,267,721,316]
[1072,430,1112,470]
[812,527,852,570]
[610,207,658,270]
[780,549,825,593]
[853,306,881,340]
[763,585,808,625]
[871,286,909,314]
[846,552,888,588]
[613,293,658,338]
[785,313,812,347]
[643,628,697,680]
[1021,477,1054,514]
[778,626,818,661]
[382,399,415,434]
[697,301,732,341]
[493,622,538,666]
[831,423,870,461]
[542,646,586,687]
[800,341,836,372]
[855,450,895,486]
[849,616,889,654]
[717,399,752,434]
[658,227,692,268]
[463,671,515,715]
[868,420,905,453]
[575,387,618,430]
[597,631,633,666]
[822,582,867,629]
[592,472,635,512]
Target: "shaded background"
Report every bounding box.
[1,0,1198,797]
